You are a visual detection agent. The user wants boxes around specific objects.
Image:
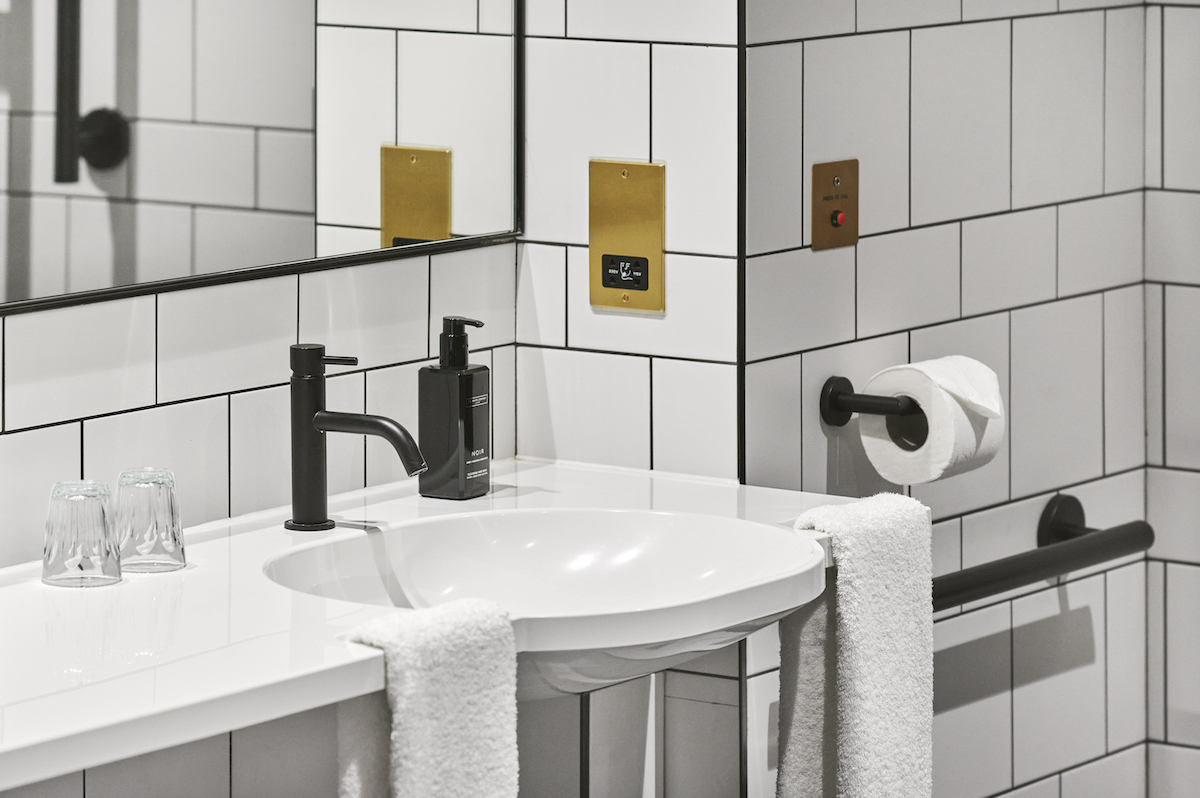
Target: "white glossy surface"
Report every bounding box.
[0,459,839,790]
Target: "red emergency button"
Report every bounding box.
[831,211,847,228]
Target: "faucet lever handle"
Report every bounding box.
[322,355,358,367]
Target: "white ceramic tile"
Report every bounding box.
[364,360,429,487]
[491,345,516,461]
[1148,561,1166,741]
[1145,7,1163,189]
[65,198,119,294]
[1012,575,1107,783]
[516,244,566,347]
[962,0,1055,22]
[157,275,298,403]
[524,38,648,245]
[0,194,67,302]
[479,0,513,34]
[651,359,737,480]
[933,602,1012,798]
[258,131,315,214]
[961,494,1053,608]
[429,244,516,350]
[804,31,909,243]
[932,518,962,579]
[745,246,855,362]
[1105,9,1145,194]
[0,771,82,798]
[746,0,853,43]
[746,623,781,677]
[526,0,565,36]
[565,0,736,45]
[194,0,313,129]
[746,42,803,256]
[910,313,1010,519]
[86,733,230,798]
[231,704,337,798]
[746,670,779,798]
[800,334,907,497]
[857,0,960,33]
[193,208,315,275]
[664,694,739,798]
[1060,0,1135,7]
[317,0,476,30]
[0,424,80,569]
[1004,777,1061,798]
[517,347,650,470]
[517,695,581,798]
[129,202,193,285]
[8,114,129,200]
[1064,746,1146,798]
[1146,191,1200,285]
[744,353,803,491]
[1167,563,1200,745]
[1164,8,1200,190]
[315,26,395,228]
[566,248,738,362]
[315,225,379,258]
[1149,744,1200,798]
[1147,285,1165,467]
[1148,468,1200,564]
[299,256,429,372]
[911,21,1009,227]
[651,44,737,258]
[395,31,513,236]
[133,122,254,207]
[1166,287,1200,469]
[1012,13,1105,208]
[133,0,192,121]
[589,677,654,798]
[1104,286,1145,474]
[1010,296,1104,498]
[230,375,364,517]
[1058,194,1143,297]
[6,297,155,429]
[84,398,230,528]
[1106,563,1147,752]
[857,223,960,338]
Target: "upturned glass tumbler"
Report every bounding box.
[116,467,186,573]
[42,480,121,587]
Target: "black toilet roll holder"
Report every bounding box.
[819,376,930,451]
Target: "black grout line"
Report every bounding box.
[1102,291,1107,473]
[315,22,513,37]
[908,29,912,231]
[1161,6,1166,187]
[1103,11,1108,196]
[1010,18,1014,213]
[648,358,655,470]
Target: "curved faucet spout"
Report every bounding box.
[313,411,427,477]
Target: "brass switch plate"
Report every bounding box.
[811,159,858,251]
[381,145,451,247]
[589,160,666,313]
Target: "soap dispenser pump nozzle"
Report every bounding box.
[439,316,484,368]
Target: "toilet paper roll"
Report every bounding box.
[858,355,1005,485]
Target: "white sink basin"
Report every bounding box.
[264,508,826,699]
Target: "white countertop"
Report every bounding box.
[0,458,841,791]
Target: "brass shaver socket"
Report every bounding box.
[381,145,452,247]
[811,159,858,251]
[589,160,666,313]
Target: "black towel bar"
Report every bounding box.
[931,495,1154,612]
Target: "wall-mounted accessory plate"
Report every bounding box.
[589,160,665,313]
[381,145,452,247]
[811,159,858,251]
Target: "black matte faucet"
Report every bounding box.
[285,344,427,531]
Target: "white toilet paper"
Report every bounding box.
[858,355,1005,485]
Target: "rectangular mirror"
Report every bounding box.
[0,0,517,305]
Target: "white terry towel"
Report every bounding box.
[777,493,933,798]
[338,598,519,798]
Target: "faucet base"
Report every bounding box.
[284,519,336,532]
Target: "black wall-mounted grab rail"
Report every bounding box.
[54,0,130,183]
[931,494,1154,612]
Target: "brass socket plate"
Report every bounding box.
[381,145,452,247]
[589,160,666,313]
[811,159,858,251]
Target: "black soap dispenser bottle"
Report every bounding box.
[419,316,490,500]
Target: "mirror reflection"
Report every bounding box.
[0,0,514,303]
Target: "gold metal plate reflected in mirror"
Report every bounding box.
[381,145,452,246]
[589,160,666,313]
[811,158,858,251]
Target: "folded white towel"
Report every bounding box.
[338,599,519,798]
[778,493,933,798]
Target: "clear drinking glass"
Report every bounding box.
[42,480,121,587]
[116,467,186,572]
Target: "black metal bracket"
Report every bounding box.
[819,376,922,427]
[931,494,1154,612]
